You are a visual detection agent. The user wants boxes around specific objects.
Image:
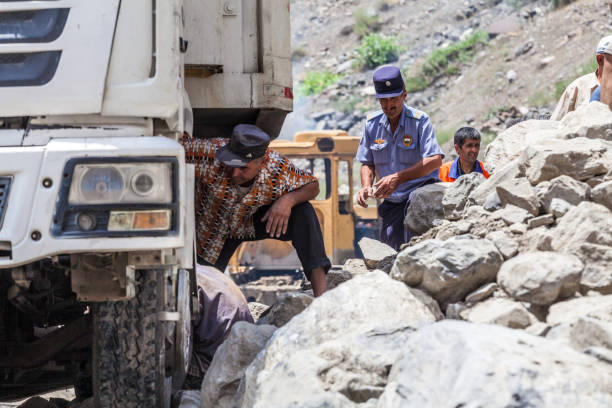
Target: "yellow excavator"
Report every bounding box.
[227,130,378,280]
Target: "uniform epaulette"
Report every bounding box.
[406,106,424,120]
[366,110,384,122]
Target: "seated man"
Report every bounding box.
[182,124,329,297]
[439,127,490,182]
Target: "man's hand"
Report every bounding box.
[373,173,401,199]
[357,186,374,208]
[261,195,293,238]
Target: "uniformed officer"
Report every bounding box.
[356,65,444,250]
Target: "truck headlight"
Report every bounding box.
[52,158,178,237]
[68,162,172,204]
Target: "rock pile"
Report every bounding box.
[191,103,612,407]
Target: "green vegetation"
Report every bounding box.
[353,9,380,38]
[298,70,339,96]
[404,75,431,93]
[422,30,489,78]
[332,95,371,114]
[435,128,455,145]
[529,91,551,107]
[354,33,401,70]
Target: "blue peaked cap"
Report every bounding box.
[373,66,405,99]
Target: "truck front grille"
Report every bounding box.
[0,177,11,230]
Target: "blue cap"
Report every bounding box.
[373,66,405,99]
[215,124,270,167]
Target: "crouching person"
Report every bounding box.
[182,124,330,297]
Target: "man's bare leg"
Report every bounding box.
[310,267,327,297]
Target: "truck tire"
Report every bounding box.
[93,269,168,408]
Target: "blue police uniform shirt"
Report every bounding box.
[590,85,601,102]
[356,104,444,203]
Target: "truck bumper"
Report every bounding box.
[0,136,193,267]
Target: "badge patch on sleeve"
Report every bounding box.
[402,134,413,147]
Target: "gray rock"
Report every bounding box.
[175,390,201,408]
[377,321,612,407]
[445,302,468,319]
[525,322,551,336]
[485,230,518,259]
[235,271,439,407]
[248,302,270,323]
[509,222,528,234]
[391,234,503,305]
[201,322,276,408]
[520,137,612,184]
[470,159,526,205]
[591,180,612,211]
[495,204,533,225]
[358,237,397,269]
[518,226,554,252]
[585,347,612,365]
[257,292,313,327]
[465,282,499,304]
[552,202,612,294]
[342,258,369,275]
[527,214,554,229]
[546,316,612,353]
[549,197,573,218]
[404,183,449,234]
[442,173,485,220]
[325,268,353,290]
[498,252,583,305]
[558,101,612,141]
[496,177,539,215]
[483,120,559,174]
[483,191,502,211]
[407,287,444,320]
[547,295,612,326]
[536,175,590,213]
[506,69,517,83]
[459,297,538,329]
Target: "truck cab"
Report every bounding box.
[0,1,292,406]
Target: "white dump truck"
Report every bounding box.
[0,1,292,406]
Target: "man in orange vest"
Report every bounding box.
[439,127,490,182]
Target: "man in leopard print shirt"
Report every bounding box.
[182,124,329,297]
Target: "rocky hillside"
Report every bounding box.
[282,0,611,152]
[168,101,612,407]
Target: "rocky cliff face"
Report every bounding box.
[192,102,612,408]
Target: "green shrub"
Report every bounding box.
[553,59,599,100]
[551,0,577,9]
[298,71,339,96]
[404,75,431,93]
[354,33,401,70]
[422,30,489,78]
[353,9,380,38]
[436,128,455,145]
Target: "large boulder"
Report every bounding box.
[519,137,612,185]
[547,295,612,326]
[201,322,276,408]
[442,172,485,220]
[483,119,560,174]
[405,182,449,234]
[458,297,538,329]
[558,101,612,141]
[390,234,503,305]
[591,180,612,211]
[496,177,539,215]
[497,252,584,305]
[377,321,612,407]
[552,202,612,294]
[257,292,313,327]
[357,237,396,270]
[470,159,526,205]
[234,271,439,407]
[546,316,612,355]
[485,230,518,259]
[535,175,590,213]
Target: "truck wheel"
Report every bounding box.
[93,269,168,408]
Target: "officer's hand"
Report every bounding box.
[261,195,293,238]
[373,174,401,199]
[357,186,373,208]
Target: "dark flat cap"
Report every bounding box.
[215,124,270,167]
